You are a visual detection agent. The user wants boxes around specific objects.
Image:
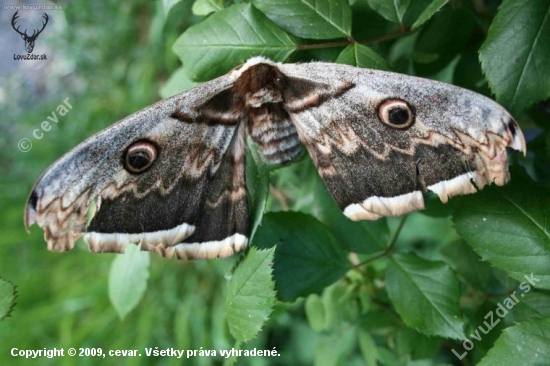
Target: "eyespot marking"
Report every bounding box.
[123,140,158,174]
[378,99,415,129]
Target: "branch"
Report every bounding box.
[295,26,412,51]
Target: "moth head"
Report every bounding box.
[378,99,416,129]
[123,140,158,174]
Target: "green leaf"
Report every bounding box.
[390,214,460,255]
[513,290,550,321]
[441,241,492,291]
[305,294,327,332]
[358,329,378,366]
[453,51,491,95]
[360,310,401,334]
[0,278,17,321]
[453,168,550,290]
[315,332,346,366]
[396,326,443,360]
[388,31,418,65]
[173,3,298,80]
[479,0,550,113]
[386,253,465,339]
[336,44,390,71]
[366,0,411,24]
[321,281,358,327]
[412,0,449,29]
[270,157,388,254]
[479,318,550,365]
[247,139,272,240]
[226,247,276,342]
[376,347,399,366]
[413,7,476,75]
[252,0,351,39]
[160,67,201,98]
[191,0,224,16]
[254,212,351,302]
[315,193,390,255]
[401,0,431,26]
[108,245,150,319]
[161,0,186,16]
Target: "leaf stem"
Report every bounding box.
[387,215,408,251]
[354,215,408,268]
[354,250,387,268]
[296,40,352,50]
[361,25,412,45]
[295,26,412,51]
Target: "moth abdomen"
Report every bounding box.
[247,104,303,165]
[232,62,304,165]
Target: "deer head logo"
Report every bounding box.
[11,11,49,54]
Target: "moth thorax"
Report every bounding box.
[247,104,303,165]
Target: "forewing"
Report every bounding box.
[26,76,249,259]
[278,62,526,220]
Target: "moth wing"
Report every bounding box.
[26,75,249,260]
[278,62,526,220]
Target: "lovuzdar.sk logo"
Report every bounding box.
[11,11,48,60]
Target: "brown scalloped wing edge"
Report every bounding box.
[344,121,526,221]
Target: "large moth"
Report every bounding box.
[25,57,526,260]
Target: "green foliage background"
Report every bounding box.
[1,0,549,365]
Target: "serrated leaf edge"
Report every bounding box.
[0,278,18,321]
[390,256,464,339]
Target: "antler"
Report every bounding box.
[11,11,26,36]
[11,11,49,39]
[33,13,49,38]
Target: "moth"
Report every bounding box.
[25,57,526,260]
